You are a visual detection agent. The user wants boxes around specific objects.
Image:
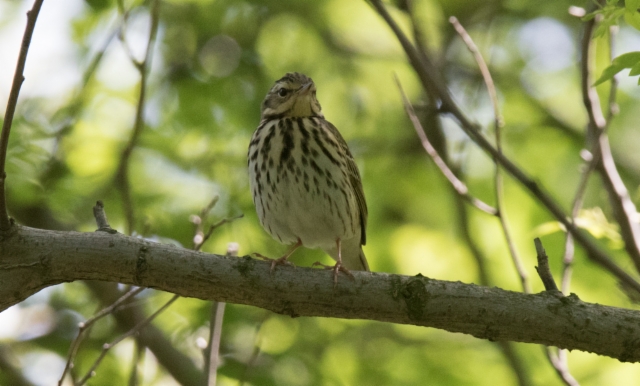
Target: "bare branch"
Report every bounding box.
[394,76,497,216]
[546,347,581,386]
[453,194,532,386]
[92,200,117,233]
[580,8,640,274]
[562,150,597,295]
[205,301,226,386]
[449,16,531,294]
[58,287,145,386]
[369,0,640,295]
[115,0,161,235]
[0,0,45,230]
[76,294,179,385]
[85,281,204,385]
[204,244,237,385]
[534,238,559,292]
[562,23,620,296]
[3,225,640,362]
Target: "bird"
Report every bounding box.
[248,72,369,283]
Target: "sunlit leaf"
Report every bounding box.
[624,9,640,30]
[594,51,640,85]
[625,0,640,12]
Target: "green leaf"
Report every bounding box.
[594,51,640,86]
[630,61,640,76]
[626,0,640,12]
[624,10,640,30]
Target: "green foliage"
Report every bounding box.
[594,51,640,85]
[586,0,640,85]
[1,0,640,385]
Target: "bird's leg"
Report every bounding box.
[313,239,355,286]
[254,239,302,272]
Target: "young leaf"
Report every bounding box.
[625,0,640,12]
[624,10,640,30]
[594,51,640,86]
[630,61,640,76]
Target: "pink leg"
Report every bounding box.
[313,239,355,286]
[254,239,302,272]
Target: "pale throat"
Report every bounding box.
[290,96,317,117]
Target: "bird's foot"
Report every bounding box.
[313,261,355,286]
[253,253,295,273]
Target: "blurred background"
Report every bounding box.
[1,0,640,384]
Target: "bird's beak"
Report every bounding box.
[299,82,314,95]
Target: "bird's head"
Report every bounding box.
[260,72,323,119]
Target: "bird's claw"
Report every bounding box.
[313,261,355,287]
[253,253,295,273]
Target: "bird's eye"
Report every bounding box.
[277,88,288,97]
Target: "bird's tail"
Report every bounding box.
[356,247,370,272]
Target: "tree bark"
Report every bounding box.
[1,225,639,362]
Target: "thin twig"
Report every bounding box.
[580,6,640,274]
[192,196,220,249]
[127,343,144,386]
[454,194,492,283]
[76,294,179,385]
[190,195,244,252]
[58,287,146,386]
[238,317,268,386]
[190,196,240,384]
[534,238,559,291]
[0,0,45,230]
[561,23,620,296]
[399,15,531,383]
[115,0,160,235]
[203,246,236,386]
[203,302,226,386]
[454,193,532,386]
[394,76,497,216]
[605,26,619,123]
[196,214,244,252]
[561,152,596,295]
[546,347,581,386]
[92,200,117,233]
[369,0,640,295]
[449,16,531,294]
[544,17,624,386]
[401,0,437,67]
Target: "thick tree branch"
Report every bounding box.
[1,225,640,362]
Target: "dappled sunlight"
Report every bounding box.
[2,0,640,384]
